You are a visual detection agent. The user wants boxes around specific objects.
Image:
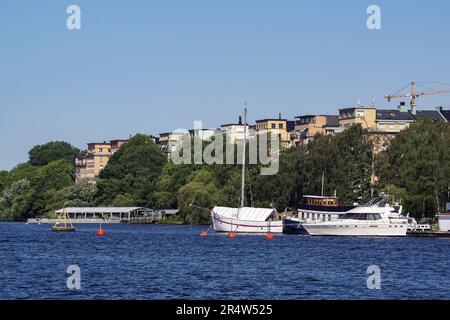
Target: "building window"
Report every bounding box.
[271,123,276,129]
[279,123,283,129]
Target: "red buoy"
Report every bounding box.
[200,231,209,237]
[264,233,275,240]
[227,232,237,238]
[96,229,105,236]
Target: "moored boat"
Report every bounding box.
[51,208,76,232]
[302,195,408,237]
[210,108,282,234]
[283,195,355,234]
[212,207,283,233]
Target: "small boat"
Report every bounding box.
[52,208,76,232]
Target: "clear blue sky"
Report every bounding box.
[1,0,450,170]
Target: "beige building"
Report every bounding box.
[338,105,418,153]
[75,140,128,183]
[338,107,377,130]
[159,132,186,154]
[294,115,340,145]
[255,117,291,148]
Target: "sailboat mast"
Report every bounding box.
[321,171,325,197]
[240,106,247,208]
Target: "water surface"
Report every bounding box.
[0,223,449,299]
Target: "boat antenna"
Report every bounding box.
[240,105,247,209]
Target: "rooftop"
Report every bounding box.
[220,123,247,127]
[413,110,446,121]
[376,109,415,121]
[303,195,339,199]
[87,141,111,146]
[256,118,287,122]
[56,207,152,214]
[439,109,450,122]
[339,106,376,113]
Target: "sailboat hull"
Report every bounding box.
[212,213,283,233]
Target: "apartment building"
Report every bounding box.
[159,132,186,154]
[294,115,340,145]
[255,116,291,148]
[75,139,128,183]
[337,103,448,152]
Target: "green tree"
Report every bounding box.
[96,134,166,207]
[65,179,97,207]
[155,162,196,209]
[43,188,69,214]
[28,141,81,166]
[29,160,75,215]
[0,179,33,220]
[177,169,224,223]
[112,194,136,207]
[377,120,450,217]
[0,171,8,194]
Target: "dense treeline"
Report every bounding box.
[377,120,450,218]
[1,122,449,221]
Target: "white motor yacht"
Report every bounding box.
[302,195,408,236]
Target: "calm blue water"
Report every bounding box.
[0,222,449,300]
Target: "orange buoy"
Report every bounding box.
[200,231,209,237]
[96,229,105,236]
[264,233,275,240]
[227,232,237,238]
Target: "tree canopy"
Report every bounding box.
[377,120,450,217]
[1,123,449,221]
[28,141,81,166]
[95,134,167,207]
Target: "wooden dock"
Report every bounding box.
[407,230,450,238]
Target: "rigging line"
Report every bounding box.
[415,83,435,92]
[391,83,411,96]
[417,81,450,86]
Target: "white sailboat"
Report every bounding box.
[211,107,283,234]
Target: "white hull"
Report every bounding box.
[212,213,283,233]
[302,223,407,237]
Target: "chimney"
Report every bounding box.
[398,102,407,113]
[279,113,282,120]
[238,116,242,125]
